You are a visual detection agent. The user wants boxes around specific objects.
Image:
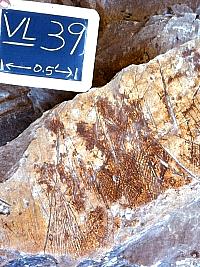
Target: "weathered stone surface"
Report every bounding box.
[0,250,75,266]
[74,0,199,25]
[18,1,200,88]
[4,254,58,267]
[2,1,200,146]
[0,0,76,146]
[65,1,200,87]
[0,84,76,146]
[93,6,200,86]
[107,186,200,266]
[0,84,38,146]
[1,38,200,266]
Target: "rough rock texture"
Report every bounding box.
[1,39,200,266]
[0,85,76,146]
[2,1,200,146]
[0,84,36,146]
[57,0,200,86]
[93,6,200,86]
[73,0,200,24]
[52,0,200,87]
[3,254,58,267]
[0,0,75,146]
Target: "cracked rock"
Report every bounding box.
[1,39,200,266]
[1,1,200,146]
[0,84,76,146]
[93,6,200,86]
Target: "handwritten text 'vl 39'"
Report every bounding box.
[0,0,99,92]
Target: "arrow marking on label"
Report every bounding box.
[0,59,4,71]
[74,68,78,80]
[55,64,73,78]
[6,63,32,71]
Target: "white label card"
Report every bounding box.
[0,0,99,92]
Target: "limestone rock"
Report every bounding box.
[1,1,200,146]
[54,0,200,86]
[93,7,200,86]
[0,84,76,146]
[28,88,76,114]
[0,0,76,146]
[1,39,200,266]
[0,84,38,146]
[3,254,58,267]
[75,0,199,25]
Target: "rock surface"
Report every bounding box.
[93,6,200,86]
[0,0,75,146]
[0,84,36,146]
[1,1,200,145]
[0,84,76,146]
[3,254,58,267]
[73,0,199,24]
[1,38,200,265]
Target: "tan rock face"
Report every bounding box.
[76,0,199,24]
[67,1,200,87]
[1,39,200,262]
[93,9,200,86]
[1,1,200,147]
[31,0,200,87]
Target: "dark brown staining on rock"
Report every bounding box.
[57,162,68,184]
[84,206,107,250]
[35,161,86,211]
[181,98,200,169]
[45,117,64,135]
[77,97,190,207]
[35,160,88,255]
[186,140,200,168]
[76,122,96,150]
[35,163,55,194]
[193,51,200,72]
[168,72,185,84]
[35,95,191,256]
